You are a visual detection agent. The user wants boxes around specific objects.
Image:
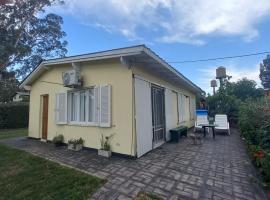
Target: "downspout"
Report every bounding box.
[131,74,136,157]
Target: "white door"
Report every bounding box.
[135,78,153,157]
[165,89,178,141]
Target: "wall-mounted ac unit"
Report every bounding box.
[62,69,81,87]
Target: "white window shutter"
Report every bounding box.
[55,93,67,124]
[55,94,59,123]
[99,84,111,127]
[190,97,196,120]
[94,86,100,125]
[178,93,184,123]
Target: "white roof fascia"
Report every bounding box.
[42,46,144,66]
[20,46,144,88]
[20,45,203,93]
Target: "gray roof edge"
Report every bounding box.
[142,46,203,93]
[43,45,146,65]
[20,44,203,94]
[20,45,145,88]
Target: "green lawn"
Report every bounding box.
[0,128,28,140]
[0,144,105,200]
[135,192,161,200]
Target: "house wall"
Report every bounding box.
[13,94,21,102]
[28,59,135,156]
[132,65,196,128]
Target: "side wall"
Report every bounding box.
[28,59,135,156]
[132,65,196,129]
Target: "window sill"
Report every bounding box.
[56,122,98,127]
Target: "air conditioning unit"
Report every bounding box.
[62,69,81,87]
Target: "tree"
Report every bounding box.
[206,93,240,124]
[0,70,19,102]
[260,55,270,90]
[206,78,263,124]
[0,0,67,77]
[226,78,264,101]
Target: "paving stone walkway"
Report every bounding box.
[1,129,269,200]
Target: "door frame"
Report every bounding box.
[41,94,49,140]
[151,84,166,148]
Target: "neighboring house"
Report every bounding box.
[12,91,30,102]
[20,45,203,157]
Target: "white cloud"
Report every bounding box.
[196,63,261,94]
[49,0,270,44]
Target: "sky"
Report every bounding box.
[48,0,270,94]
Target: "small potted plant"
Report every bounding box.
[98,134,113,158]
[52,134,64,147]
[68,138,84,151]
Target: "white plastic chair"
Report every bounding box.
[194,115,209,133]
[214,114,230,135]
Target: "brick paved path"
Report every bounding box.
[1,129,268,200]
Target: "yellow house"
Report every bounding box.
[20,45,202,157]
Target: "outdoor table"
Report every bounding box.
[199,124,217,139]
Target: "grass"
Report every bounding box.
[134,192,161,200]
[0,144,105,200]
[0,128,28,140]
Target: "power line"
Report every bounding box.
[164,51,270,64]
[1,42,269,64]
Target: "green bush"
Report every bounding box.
[238,98,270,184]
[0,102,29,129]
[260,155,270,182]
[52,134,64,147]
[68,138,84,145]
[206,93,241,124]
[238,99,270,146]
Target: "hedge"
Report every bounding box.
[238,98,270,184]
[0,102,29,129]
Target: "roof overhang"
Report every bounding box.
[20,45,203,94]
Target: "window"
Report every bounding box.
[70,92,78,122]
[68,90,89,123]
[79,91,86,122]
[55,85,111,126]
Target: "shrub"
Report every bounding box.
[238,98,270,184]
[52,134,64,146]
[100,134,114,151]
[0,102,29,129]
[206,93,241,125]
[238,99,270,146]
[68,138,84,145]
[260,155,270,182]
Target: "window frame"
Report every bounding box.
[87,87,98,126]
[67,87,98,126]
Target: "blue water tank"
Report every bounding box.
[196,110,208,116]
